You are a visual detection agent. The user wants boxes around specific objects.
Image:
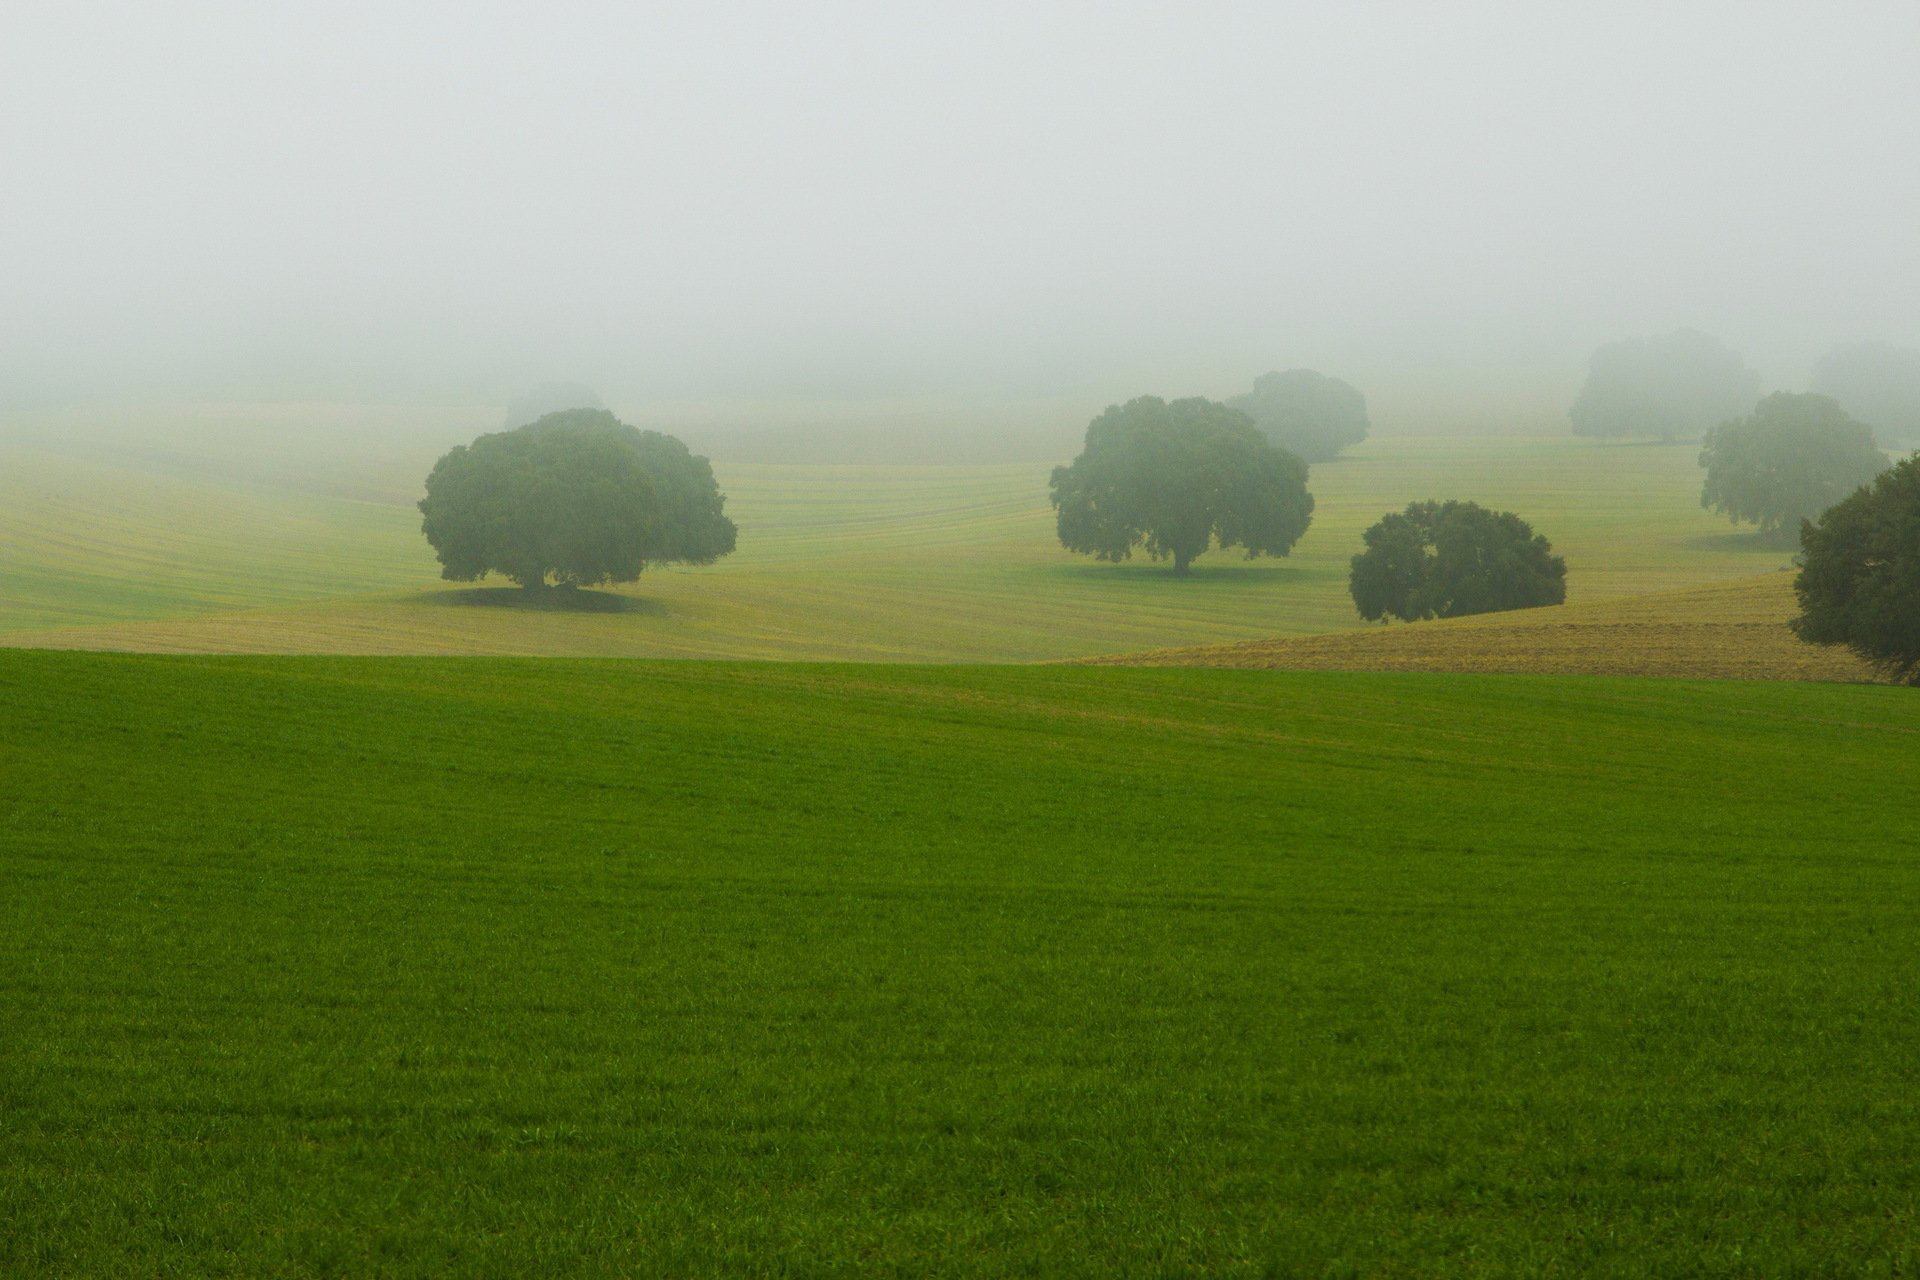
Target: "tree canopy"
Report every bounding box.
[1811,341,1920,445]
[1570,330,1761,442]
[1226,368,1370,462]
[1698,392,1888,542]
[621,427,740,565]
[1349,500,1566,622]
[419,409,736,589]
[1792,454,1920,684]
[1049,396,1313,575]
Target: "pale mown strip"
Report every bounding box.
[1084,573,1881,682]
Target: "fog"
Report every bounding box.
[5,1,1917,438]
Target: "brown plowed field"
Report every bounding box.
[1081,572,1882,682]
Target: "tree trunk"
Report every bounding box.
[1173,550,1192,576]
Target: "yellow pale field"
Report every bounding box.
[1085,573,1876,682]
[0,415,1832,664]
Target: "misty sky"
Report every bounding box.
[4,1,1917,425]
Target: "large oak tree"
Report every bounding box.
[1227,368,1370,462]
[1792,454,1920,684]
[1049,396,1313,575]
[1698,392,1887,543]
[1570,330,1760,442]
[419,409,736,590]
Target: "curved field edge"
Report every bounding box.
[1085,571,1882,682]
[3,652,1918,1275]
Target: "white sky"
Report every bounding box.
[4,0,1917,425]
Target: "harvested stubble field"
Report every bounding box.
[1088,572,1882,682]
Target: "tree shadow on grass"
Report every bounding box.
[1031,561,1314,588]
[420,586,668,616]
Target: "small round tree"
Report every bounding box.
[1792,454,1920,684]
[1570,330,1760,442]
[1349,501,1566,622]
[419,409,736,590]
[1699,392,1888,543]
[1227,368,1370,462]
[1049,396,1313,575]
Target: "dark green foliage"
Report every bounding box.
[1570,329,1761,441]
[419,409,736,589]
[1698,392,1888,542]
[1227,368,1370,462]
[1811,341,1920,444]
[1793,454,1920,683]
[4,653,1920,1274]
[623,428,739,565]
[1350,499,1566,621]
[418,413,659,588]
[1049,395,1313,575]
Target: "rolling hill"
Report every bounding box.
[1087,571,1879,682]
[2,421,1802,661]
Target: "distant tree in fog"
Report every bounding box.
[1699,393,1888,543]
[1811,342,1920,445]
[1050,396,1313,576]
[506,382,605,428]
[1570,330,1761,442]
[1794,453,1920,683]
[420,409,735,590]
[1227,369,1370,462]
[1349,501,1565,622]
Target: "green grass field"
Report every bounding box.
[2,425,1796,660]
[5,650,1918,1275]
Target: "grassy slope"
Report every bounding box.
[1093,571,1878,681]
[4,651,1918,1275]
[0,445,423,632]
[2,433,1796,660]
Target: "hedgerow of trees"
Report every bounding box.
[419,409,736,589]
[1792,454,1920,684]
[1227,368,1370,462]
[1050,396,1313,575]
[1570,330,1761,442]
[1698,393,1888,542]
[1349,500,1566,622]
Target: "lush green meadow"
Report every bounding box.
[4,650,1917,1274]
[2,422,1795,660]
